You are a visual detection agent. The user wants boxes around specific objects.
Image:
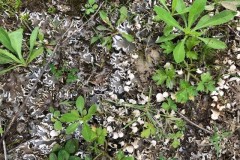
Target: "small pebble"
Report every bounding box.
[156,93,165,102]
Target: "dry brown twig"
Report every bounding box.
[0,2,105,144]
[177,112,213,134]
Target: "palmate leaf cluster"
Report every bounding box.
[154,0,236,63]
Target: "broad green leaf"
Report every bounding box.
[186,37,200,50]
[60,113,80,122]
[99,11,114,29]
[173,39,186,63]
[188,0,207,28]
[117,6,128,26]
[0,55,14,64]
[8,28,24,61]
[198,37,227,49]
[76,96,85,115]
[163,25,173,36]
[27,47,44,64]
[155,34,179,43]
[175,0,186,13]
[29,27,39,54]
[154,6,183,31]
[88,0,95,5]
[90,36,99,44]
[65,139,79,154]
[0,49,22,64]
[172,139,180,148]
[49,153,57,160]
[194,10,236,30]
[58,149,70,160]
[121,32,134,42]
[54,121,62,131]
[96,25,111,31]
[88,104,97,115]
[66,122,80,134]
[186,51,198,60]
[158,0,169,11]
[82,123,96,142]
[172,0,178,13]
[69,156,81,160]
[141,128,151,138]
[52,143,62,152]
[0,28,15,52]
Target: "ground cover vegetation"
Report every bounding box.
[0,0,239,159]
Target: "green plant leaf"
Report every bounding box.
[194,10,236,30]
[54,121,62,131]
[141,122,156,138]
[0,28,15,52]
[65,139,79,154]
[60,113,80,122]
[117,6,128,26]
[88,104,97,115]
[52,143,62,152]
[163,25,173,36]
[176,80,198,103]
[121,32,134,42]
[96,25,111,31]
[69,156,81,160]
[27,47,44,64]
[8,28,24,61]
[0,55,13,64]
[156,34,179,43]
[58,149,70,160]
[198,37,227,49]
[29,27,39,54]
[76,96,85,115]
[66,122,80,134]
[0,49,22,64]
[0,65,19,75]
[82,123,96,142]
[173,39,186,63]
[160,41,175,54]
[197,72,215,93]
[188,0,207,28]
[96,127,107,145]
[186,51,198,60]
[99,11,114,29]
[49,153,58,160]
[154,6,183,31]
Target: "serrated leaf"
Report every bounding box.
[171,139,180,148]
[0,27,15,52]
[198,37,227,49]
[54,121,62,131]
[173,39,185,63]
[60,113,80,122]
[76,96,85,115]
[27,47,44,64]
[117,6,128,26]
[176,80,198,103]
[160,41,175,54]
[66,122,80,134]
[29,27,39,54]
[121,32,134,42]
[152,70,167,86]
[188,0,207,28]
[163,25,173,36]
[154,6,183,30]
[194,10,236,30]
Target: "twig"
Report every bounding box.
[0,121,7,160]
[177,112,213,134]
[0,2,104,143]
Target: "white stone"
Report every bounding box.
[237,54,240,59]
[133,110,141,117]
[125,146,134,153]
[228,65,236,73]
[129,73,135,80]
[118,132,124,138]
[156,93,165,102]
[131,126,138,133]
[132,140,139,149]
[164,62,171,69]
[131,54,139,59]
[107,126,113,133]
[124,86,130,92]
[112,132,119,139]
[129,99,137,104]
[107,116,115,123]
[163,92,169,98]
[196,68,203,74]
[176,69,183,75]
[50,130,60,137]
[151,140,157,146]
[211,109,220,120]
[212,96,218,102]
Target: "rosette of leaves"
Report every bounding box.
[91,6,134,50]
[84,0,98,15]
[0,27,44,74]
[154,0,236,63]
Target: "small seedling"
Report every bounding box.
[154,0,236,63]
[84,0,98,15]
[0,27,44,74]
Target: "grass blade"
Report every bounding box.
[30,27,39,54]
[198,37,227,49]
[0,28,15,53]
[27,47,44,64]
